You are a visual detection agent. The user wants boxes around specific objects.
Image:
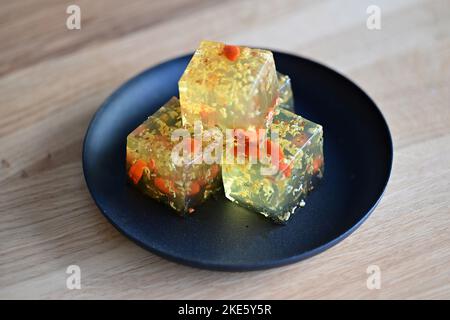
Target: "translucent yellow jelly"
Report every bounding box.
[222,108,324,223]
[277,72,294,112]
[179,40,279,130]
[126,97,222,214]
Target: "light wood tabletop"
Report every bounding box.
[0,0,449,299]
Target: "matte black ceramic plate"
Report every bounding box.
[83,51,393,271]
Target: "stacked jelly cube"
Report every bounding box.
[126,97,222,213]
[179,40,279,131]
[222,108,323,222]
[126,40,323,222]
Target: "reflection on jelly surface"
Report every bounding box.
[126,97,222,214]
[277,72,294,112]
[222,108,324,223]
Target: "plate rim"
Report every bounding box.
[82,51,393,271]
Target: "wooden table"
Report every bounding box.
[1,0,449,299]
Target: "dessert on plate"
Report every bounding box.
[126,97,222,214]
[126,40,324,223]
[222,108,323,223]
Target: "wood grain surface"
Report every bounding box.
[0,0,449,299]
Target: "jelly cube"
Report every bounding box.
[222,108,324,223]
[179,40,279,131]
[277,72,294,112]
[126,97,222,214]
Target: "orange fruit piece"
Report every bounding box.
[154,177,175,194]
[279,162,292,178]
[187,181,201,196]
[148,158,156,171]
[313,156,323,173]
[223,45,240,61]
[128,160,147,184]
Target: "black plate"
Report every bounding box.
[83,51,393,271]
